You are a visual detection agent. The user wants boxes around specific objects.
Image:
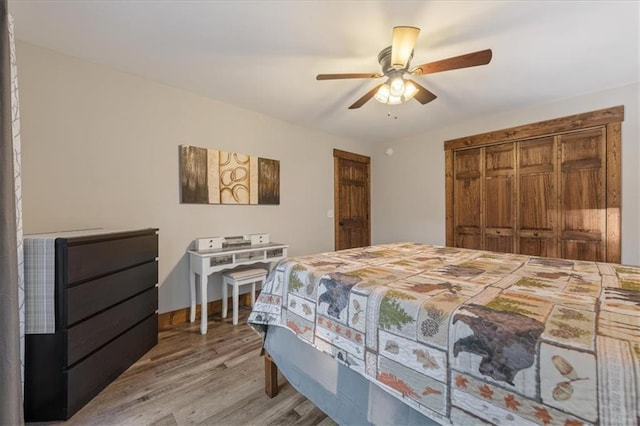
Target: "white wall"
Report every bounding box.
[16,42,373,313]
[372,82,640,266]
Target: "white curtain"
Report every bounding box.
[10,12,25,390]
[0,3,24,423]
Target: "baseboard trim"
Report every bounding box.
[158,293,253,330]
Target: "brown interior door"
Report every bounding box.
[334,149,371,250]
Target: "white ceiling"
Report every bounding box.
[8,1,640,144]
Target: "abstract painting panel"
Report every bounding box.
[180,146,208,204]
[179,145,280,205]
[258,158,280,205]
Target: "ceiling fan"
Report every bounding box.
[316,26,492,109]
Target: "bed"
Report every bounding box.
[248,242,640,425]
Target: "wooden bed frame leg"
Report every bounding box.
[265,351,279,398]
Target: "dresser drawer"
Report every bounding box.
[66,261,158,326]
[65,314,157,418]
[66,233,158,284]
[66,287,157,366]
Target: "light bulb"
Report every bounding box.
[374,84,390,103]
[403,81,418,101]
[388,95,402,105]
[389,77,405,97]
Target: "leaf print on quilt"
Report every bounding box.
[485,295,537,317]
[378,330,447,382]
[378,356,447,414]
[379,290,415,331]
[348,291,367,332]
[413,349,439,369]
[377,372,420,398]
[384,340,399,354]
[288,264,306,292]
[435,264,484,278]
[504,394,521,411]
[351,298,362,325]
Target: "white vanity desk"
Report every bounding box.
[188,242,288,334]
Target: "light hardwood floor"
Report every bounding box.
[41,309,336,426]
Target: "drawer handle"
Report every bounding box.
[496,231,501,234]
[533,232,539,237]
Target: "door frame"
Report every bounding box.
[333,149,371,251]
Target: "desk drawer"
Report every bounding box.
[266,248,284,258]
[66,287,157,366]
[66,233,158,284]
[66,261,158,326]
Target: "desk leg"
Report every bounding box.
[200,274,208,335]
[189,272,196,323]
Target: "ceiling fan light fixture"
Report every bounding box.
[374,83,390,103]
[389,76,405,97]
[375,77,417,105]
[403,80,418,101]
[391,26,420,69]
[387,95,402,105]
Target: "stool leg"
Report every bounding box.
[222,279,228,319]
[232,283,239,325]
[251,282,256,307]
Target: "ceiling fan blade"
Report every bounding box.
[317,72,381,80]
[391,26,420,69]
[407,79,437,105]
[348,84,383,109]
[411,49,493,76]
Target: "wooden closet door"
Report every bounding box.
[559,128,607,261]
[484,143,515,253]
[518,137,558,257]
[453,148,483,249]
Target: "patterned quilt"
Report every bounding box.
[247,243,640,425]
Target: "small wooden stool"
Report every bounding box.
[222,268,268,325]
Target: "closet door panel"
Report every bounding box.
[485,176,513,228]
[484,143,515,252]
[519,173,555,230]
[518,137,558,258]
[520,237,556,257]
[486,230,514,253]
[453,148,482,250]
[559,129,606,261]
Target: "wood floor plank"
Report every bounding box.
[33,311,334,426]
[296,406,332,426]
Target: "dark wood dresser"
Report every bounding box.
[24,228,159,421]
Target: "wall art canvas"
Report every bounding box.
[180,145,280,205]
[258,158,280,205]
